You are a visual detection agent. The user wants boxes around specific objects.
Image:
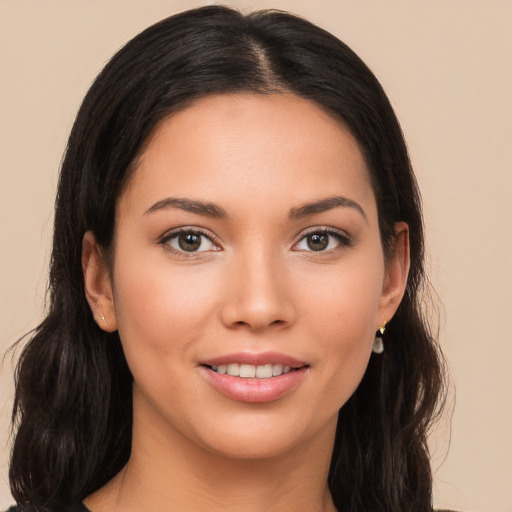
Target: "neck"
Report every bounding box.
[85,398,338,512]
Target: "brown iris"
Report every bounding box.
[178,232,202,251]
[307,233,329,251]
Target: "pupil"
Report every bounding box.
[307,233,328,251]
[178,232,201,251]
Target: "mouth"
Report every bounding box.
[200,351,308,378]
[199,352,309,402]
[199,359,309,403]
[204,363,301,379]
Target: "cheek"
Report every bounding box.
[111,253,219,368]
[299,252,384,338]
[296,252,384,402]
[110,260,223,426]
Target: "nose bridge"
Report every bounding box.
[220,242,295,331]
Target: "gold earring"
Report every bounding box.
[99,305,107,324]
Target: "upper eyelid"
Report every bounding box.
[159,226,219,243]
[296,226,350,240]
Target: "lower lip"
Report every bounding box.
[199,366,308,403]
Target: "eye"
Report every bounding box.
[294,229,350,252]
[162,229,219,253]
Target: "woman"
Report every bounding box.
[7,5,448,512]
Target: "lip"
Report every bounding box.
[199,366,308,403]
[200,351,307,368]
[198,352,309,403]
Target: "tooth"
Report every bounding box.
[227,363,240,376]
[239,364,256,378]
[272,364,283,376]
[256,364,273,378]
[214,362,296,378]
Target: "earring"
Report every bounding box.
[99,305,107,324]
[372,321,386,354]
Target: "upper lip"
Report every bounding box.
[199,351,307,368]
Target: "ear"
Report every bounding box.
[82,230,117,332]
[378,221,410,328]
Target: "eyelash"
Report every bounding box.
[158,226,352,256]
[158,227,221,256]
[293,227,352,253]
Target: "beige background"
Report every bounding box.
[1,1,511,511]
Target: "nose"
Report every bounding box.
[219,250,296,333]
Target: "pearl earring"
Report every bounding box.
[372,322,386,354]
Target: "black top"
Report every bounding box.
[5,505,89,512]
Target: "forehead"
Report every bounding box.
[120,93,375,218]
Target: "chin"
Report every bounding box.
[189,410,337,461]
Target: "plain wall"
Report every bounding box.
[1,1,511,511]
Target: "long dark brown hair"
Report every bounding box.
[9,6,446,511]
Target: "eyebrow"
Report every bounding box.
[144,197,228,218]
[144,195,367,223]
[289,196,367,223]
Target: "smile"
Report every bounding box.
[199,352,309,401]
[200,364,309,403]
[208,363,294,378]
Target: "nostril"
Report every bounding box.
[219,293,296,331]
[228,318,287,332]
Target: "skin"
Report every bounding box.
[82,93,409,512]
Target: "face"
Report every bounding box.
[84,93,408,461]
